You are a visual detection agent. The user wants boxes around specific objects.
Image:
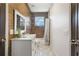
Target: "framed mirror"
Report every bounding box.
[14,10,26,35]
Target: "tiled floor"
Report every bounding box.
[32,38,53,56]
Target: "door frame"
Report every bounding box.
[69,4,71,56]
[5,3,9,56]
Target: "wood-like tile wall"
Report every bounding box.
[8,3,31,39]
[31,12,48,38]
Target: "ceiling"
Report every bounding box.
[28,3,52,12]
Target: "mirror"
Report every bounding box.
[14,10,27,35]
[17,15,25,31]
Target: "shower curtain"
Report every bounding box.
[44,18,50,45]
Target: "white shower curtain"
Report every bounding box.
[44,18,50,45]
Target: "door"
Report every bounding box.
[71,3,79,56]
[0,4,6,56]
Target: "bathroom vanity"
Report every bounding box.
[11,10,36,56]
[11,34,36,56]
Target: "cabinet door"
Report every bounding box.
[12,40,32,56]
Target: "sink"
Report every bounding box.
[21,34,36,39]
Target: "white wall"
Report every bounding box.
[49,3,71,56]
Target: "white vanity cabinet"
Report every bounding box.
[11,38,32,56]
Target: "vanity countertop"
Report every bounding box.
[11,38,33,40]
[11,34,36,41]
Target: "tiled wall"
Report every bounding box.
[31,12,48,38]
[8,3,31,39]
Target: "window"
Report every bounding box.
[35,17,44,27]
